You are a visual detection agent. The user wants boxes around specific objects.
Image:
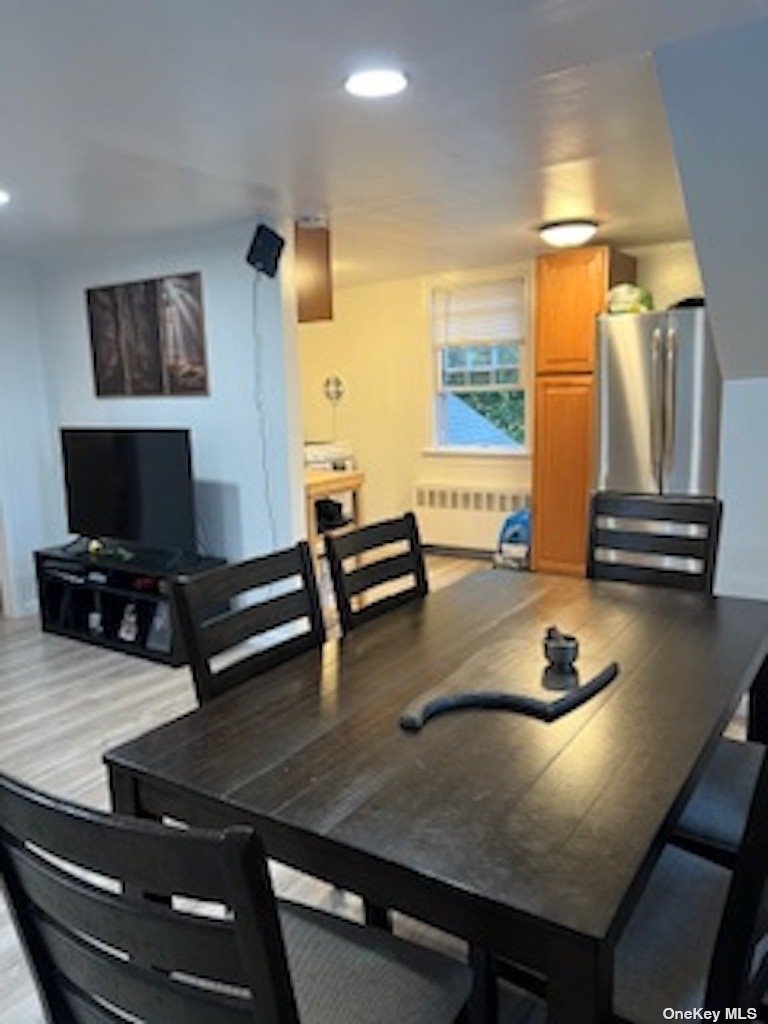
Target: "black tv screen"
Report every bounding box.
[61,428,197,552]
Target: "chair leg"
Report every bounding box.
[363,898,391,931]
[468,944,497,1024]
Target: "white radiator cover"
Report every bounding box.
[413,483,531,551]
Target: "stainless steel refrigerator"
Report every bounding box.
[595,308,721,496]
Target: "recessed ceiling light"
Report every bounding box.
[344,68,408,99]
[0,189,11,206]
[538,220,598,248]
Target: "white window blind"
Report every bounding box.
[431,278,528,450]
[432,279,526,348]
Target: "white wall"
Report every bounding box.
[655,19,768,379]
[716,378,768,599]
[299,265,533,527]
[627,240,704,310]
[0,259,59,615]
[32,221,303,569]
[655,21,768,595]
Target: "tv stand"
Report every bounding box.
[34,545,225,666]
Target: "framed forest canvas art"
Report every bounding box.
[87,272,208,396]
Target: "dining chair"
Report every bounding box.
[175,541,395,932]
[174,542,325,705]
[491,746,768,1020]
[0,771,473,1024]
[612,743,768,1019]
[586,490,757,871]
[672,734,765,869]
[324,511,428,633]
[586,491,722,592]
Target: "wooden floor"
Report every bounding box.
[1,554,549,1023]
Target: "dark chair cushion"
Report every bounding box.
[675,737,765,861]
[279,900,472,1024]
[613,846,730,1022]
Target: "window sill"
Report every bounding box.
[421,446,530,459]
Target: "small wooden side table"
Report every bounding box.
[304,468,365,561]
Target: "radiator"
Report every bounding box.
[413,483,530,551]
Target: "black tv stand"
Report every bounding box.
[34,545,225,666]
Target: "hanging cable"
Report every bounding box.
[252,273,278,551]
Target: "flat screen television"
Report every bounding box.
[61,428,197,553]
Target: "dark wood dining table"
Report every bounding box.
[104,569,768,1023]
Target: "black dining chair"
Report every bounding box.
[586,490,761,871]
[490,746,768,1020]
[174,542,325,705]
[586,491,722,593]
[175,541,394,931]
[324,511,428,634]
[672,733,766,869]
[612,743,768,1019]
[0,771,473,1024]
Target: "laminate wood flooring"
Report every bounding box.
[0,554,549,1024]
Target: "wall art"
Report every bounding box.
[87,272,208,396]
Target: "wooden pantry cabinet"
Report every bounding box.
[532,374,595,575]
[535,246,637,375]
[532,245,636,575]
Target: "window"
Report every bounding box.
[432,278,528,451]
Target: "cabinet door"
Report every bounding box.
[532,375,594,575]
[535,247,609,374]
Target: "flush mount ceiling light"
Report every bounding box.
[344,68,408,98]
[0,189,11,206]
[538,219,598,248]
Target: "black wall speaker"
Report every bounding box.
[246,223,285,277]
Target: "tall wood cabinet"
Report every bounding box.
[532,246,636,575]
[532,376,595,575]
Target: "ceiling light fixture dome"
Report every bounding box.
[0,189,11,206]
[539,219,598,248]
[344,68,408,99]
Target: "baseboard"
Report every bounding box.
[423,544,494,562]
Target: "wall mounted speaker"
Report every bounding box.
[246,224,285,277]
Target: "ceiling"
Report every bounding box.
[1,1,767,286]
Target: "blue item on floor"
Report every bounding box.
[495,508,531,569]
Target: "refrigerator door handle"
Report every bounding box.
[651,327,664,481]
[664,327,677,478]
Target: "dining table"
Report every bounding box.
[104,568,768,1023]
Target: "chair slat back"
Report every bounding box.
[325,512,428,633]
[174,542,325,704]
[586,492,722,593]
[0,773,298,1024]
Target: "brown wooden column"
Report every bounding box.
[295,222,333,322]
